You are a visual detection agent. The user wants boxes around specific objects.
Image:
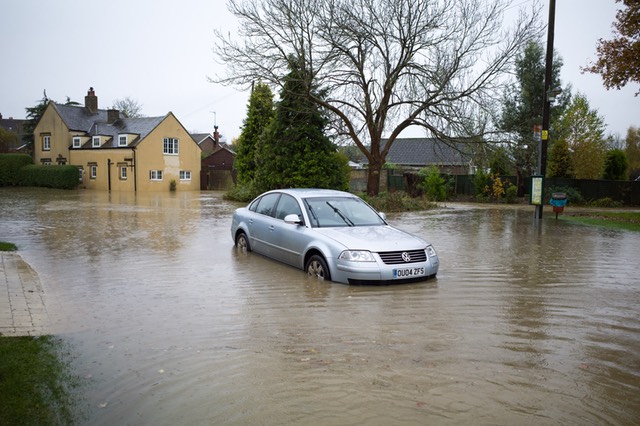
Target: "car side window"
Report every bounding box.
[253,193,280,217]
[274,194,302,220]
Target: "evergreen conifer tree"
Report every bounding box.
[254,58,349,193]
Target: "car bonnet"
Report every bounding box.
[313,225,429,252]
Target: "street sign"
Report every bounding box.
[533,125,542,142]
[530,175,544,205]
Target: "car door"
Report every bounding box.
[247,192,281,256]
[270,194,307,267]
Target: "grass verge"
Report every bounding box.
[0,241,17,251]
[0,241,80,424]
[562,211,640,232]
[0,336,79,425]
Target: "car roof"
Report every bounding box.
[265,188,356,198]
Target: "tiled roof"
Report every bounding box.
[0,117,27,133]
[191,133,212,144]
[381,138,471,166]
[52,103,165,148]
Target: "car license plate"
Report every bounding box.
[393,267,425,279]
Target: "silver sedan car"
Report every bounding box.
[230,189,439,285]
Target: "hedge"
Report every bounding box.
[19,165,80,190]
[0,154,33,186]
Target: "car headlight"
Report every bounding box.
[426,245,437,257]
[339,250,375,262]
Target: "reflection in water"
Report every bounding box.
[1,188,639,425]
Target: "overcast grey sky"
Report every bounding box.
[1,0,637,142]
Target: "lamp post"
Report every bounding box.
[535,0,557,221]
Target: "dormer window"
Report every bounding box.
[118,135,128,147]
[92,136,101,148]
[72,137,81,148]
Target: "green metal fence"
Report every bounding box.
[349,170,640,205]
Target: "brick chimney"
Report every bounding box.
[213,125,219,147]
[85,87,98,114]
[107,109,119,124]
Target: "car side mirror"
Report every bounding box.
[284,214,303,225]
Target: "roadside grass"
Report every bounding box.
[0,241,17,251]
[562,211,640,232]
[0,241,81,425]
[0,336,79,425]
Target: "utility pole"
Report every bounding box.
[536,0,557,220]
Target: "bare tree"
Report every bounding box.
[212,0,542,194]
[112,97,144,118]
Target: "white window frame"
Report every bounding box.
[149,170,163,181]
[92,136,101,148]
[43,135,51,151]
[163,137,179,155]
[118,135,128,147]
[90,165,97,179]
[72,136,81,148]
[78,167,84,182]
[120,166,127,180]
[179,170,191,181]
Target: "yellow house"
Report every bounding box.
[33,88,201,191]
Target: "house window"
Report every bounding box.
[149,170,163,181]
[78,167,84,182]
[92,136,101,147]
[179,170,191,181]
[120,166,127,180]
[72,137,81,148]
[90,165,97,179]
[118,135,128,147]
[163,138,179,155]
[41,158,51,165]
[42,135,51,151]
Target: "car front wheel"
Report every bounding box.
[235,232,251,252]
[306,255,330,281]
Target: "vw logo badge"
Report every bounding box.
[401,252,411,262]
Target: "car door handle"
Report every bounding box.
[269,225,275,231]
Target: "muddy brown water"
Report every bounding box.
[1,188,639,425]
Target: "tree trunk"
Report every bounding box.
[367,161,382,196]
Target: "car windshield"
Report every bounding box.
[303,196,385,228]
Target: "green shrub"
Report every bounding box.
[475,193,490,203]
[360,191,435,212]
[505,185,518,204]
[418,166,448,201]
[588,197,622,208]
[0,154,33,186]
[472,169,489,198]
[224,182,260,202]
[19,165,80,190]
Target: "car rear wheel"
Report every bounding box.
[306,255,330,281]
[235,232,251,252]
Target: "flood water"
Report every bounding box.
[1,187,639,425]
